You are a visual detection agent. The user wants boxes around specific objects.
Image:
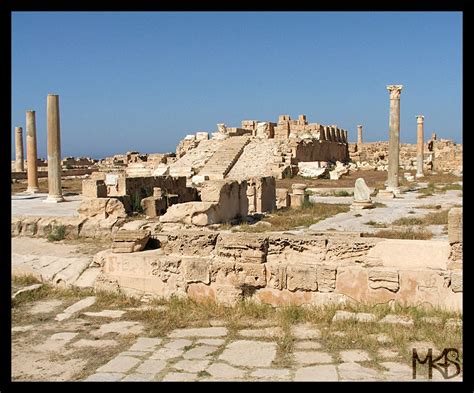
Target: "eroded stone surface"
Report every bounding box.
[294,365,339,381]
[206,363,246,379]
[219,340,277,368]
[168,327,227,338]
[293,351,333,365]
[90,321,144,337]
[340,350,371,362]
[96,355,141,373]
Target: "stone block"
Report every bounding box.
[183,258,210,284]
[317,265,336,292]
[287,264,318,292]
[448,207,462,244]
[275,188,290,209]
[112,229,150,253]
[82,179,107,198]
[235,262,266,288]
[368,269,399,292]
[450,271,462,293]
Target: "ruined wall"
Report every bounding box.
[93,230,462,311]
[350,138,463,173]
[294,139,349,163]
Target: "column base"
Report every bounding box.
[26,187,40,194]
[386,186,401,195]
[416,173,424,178]
[377,189,395,198]
[350,200,375,210]
[44,195,65,203]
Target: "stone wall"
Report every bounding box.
[93,230,462,311]
[349,138,462,173]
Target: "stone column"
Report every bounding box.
[357,125,363,147]
[319,125,326,141]
[416,115,425,178]
[386,85,403,192]
[15,127,24,172]
[26,111,39,192]
[45,94,64,203]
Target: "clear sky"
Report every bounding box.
[11,11,462,160]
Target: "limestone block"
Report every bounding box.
[287,264,318,292]
[265,262,287,290]
[298,162,328,179]
[78,197,127,219]
[112,229,151,253]
[235,262,266,288]
[195,132,209,141]
[216,233,269,263]
[317,265,336,292]
[183,258,210,284]
[159,202,218,225]
[450,271,462,293]
[141,196,167,218]
[275,188,290,209]
[82,179,107,198]
[215,285,242,306]
[152,164,170,176]
[163,231,218,257]
[368,269,399,292]
[448,208,462,244]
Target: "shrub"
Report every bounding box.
[47,225,66,241]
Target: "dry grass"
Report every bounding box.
[276,170,387,190]
[392,210,449,227]
[11,177,84,195]
[364,221,388,228]
[364,227,433,240]
[231,202,350,232]
[392,217,424,226]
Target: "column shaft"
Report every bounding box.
[26,111,39,192]
[387,85,403,190]
[15,127,24,172]
[45,94,64,202]
[416,115,424,177]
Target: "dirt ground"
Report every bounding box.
[11,177,84,194]
[276,170,388,190]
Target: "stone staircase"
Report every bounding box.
[199,136,251,180]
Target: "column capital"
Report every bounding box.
[357,125,362,128]
[386,85,403,99]
[416,115,424,123]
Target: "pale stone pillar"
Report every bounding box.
[45,94,64,203]
[26,111,40,192]
[416,115,425,178]
[357,125,363,146]
[343,130,348,143]
[386,85,403,191]
[15,127,24,172]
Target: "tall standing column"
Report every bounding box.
[26,111,40,192]
[45,94,64,203]
[357,125,363,146]
[15,127,24,172]
[416,115,425,178]
[386,85,403,191]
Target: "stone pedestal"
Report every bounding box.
[386,85,403,194]
[26,111,40,193]
[15,127,24,172]
[416,115,424,178]
[44,94,65,203]
[290,183,308,207]
[351,178,374,210]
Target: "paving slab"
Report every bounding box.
[340,349,372,362]
[338,362,380,381]
[294,365,339,381]
[206,363,246,379]
[150,347,184,360]
[183,345,217,359]
[129,337,163,352]
[90,321,144,337]
[293,351,333,365]
[250,368,291,380]
[173,359,210,373]
[218,340,277,368]
[84,372,125,381]
[168,327,227,338]
[135,359,166,374]
[162,372,198,381]
[96,355,141,373]
[82,310,126,319]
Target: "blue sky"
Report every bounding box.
[12,12,462,160]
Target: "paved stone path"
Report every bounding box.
[308,188,462,240]
[81,325,461,382]
[12,193,81,217]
